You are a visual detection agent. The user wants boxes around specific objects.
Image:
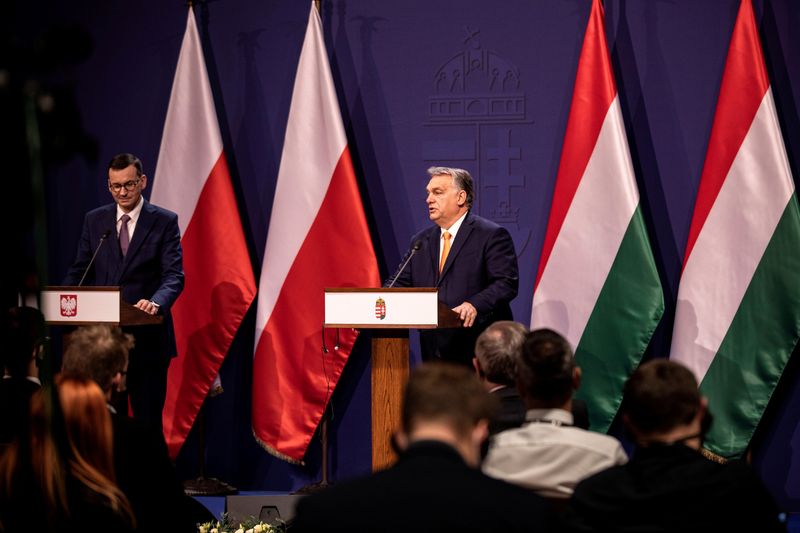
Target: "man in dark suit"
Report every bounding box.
[64,153,184,432]
[61,324,196,533]
[563,359,784,532]
[473,321,590,434]
[389,167,519,365]
[291,363,558,533]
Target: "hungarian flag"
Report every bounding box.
[252,3,380,463]
[531,0,664,433]
[670,0,800,459]
[151,8,256,459]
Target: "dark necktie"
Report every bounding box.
[119,214,131,257]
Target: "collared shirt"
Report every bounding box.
[483,407,628,498]
[440,211,468,260]
[3,374,41,387]
[116,196,144,241]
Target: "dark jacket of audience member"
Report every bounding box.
[291,363,559,533]
[564,359,784,532]
[0,306,45,445]
[0,377,135,532]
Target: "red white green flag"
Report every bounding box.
[670,0,800,459]
[531,0,664,433]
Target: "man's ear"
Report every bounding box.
[472,419,489,448]
[572,366,582,391]
[393,430,410,453]
[472,357,483,378]
[456,189,467,207]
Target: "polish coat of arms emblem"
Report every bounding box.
[60,294,78,317]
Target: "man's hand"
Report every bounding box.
[135,299,160,315]
[452,301,478,328]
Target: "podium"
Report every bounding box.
[41,286,163,326]
[324,288,461,470]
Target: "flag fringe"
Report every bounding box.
[252,430,305,465]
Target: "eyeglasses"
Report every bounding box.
[108,179,140,193]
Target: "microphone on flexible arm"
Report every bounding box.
[78,230,111,286]
[387,240,422,288]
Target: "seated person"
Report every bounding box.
[291,362,559,532]
[473,320,589,434]
[563,359,784,532]
[483,328,627,498]
[0,306,45,444]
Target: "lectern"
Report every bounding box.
[41,286,162,326]
[324,288,460,470]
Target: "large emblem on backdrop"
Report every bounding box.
[424,27,533,256]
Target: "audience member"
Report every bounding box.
[0,377,135,532]
[291,363,559,532]
[473,321,589,434]
[563,359,784,532]
[0,306,45,444]
[483,328,627,498]
[61,324,195,532]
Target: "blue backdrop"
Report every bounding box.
[11,0,800,512]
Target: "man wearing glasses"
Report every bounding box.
[64,153,184,434]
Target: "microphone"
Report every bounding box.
[78,230,111,286]
[387,240,422,288]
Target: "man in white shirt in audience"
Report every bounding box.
[483,328,627,499]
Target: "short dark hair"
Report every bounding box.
[61,325,133,392]
[475,321,527,386]
[108,153,143,177]
[4,306,46,376]
[623,359,701,435]
[402,362,498,438]
[427,167,475,209]
[517,328,576,407]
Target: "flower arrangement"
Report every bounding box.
[198,513,285,533]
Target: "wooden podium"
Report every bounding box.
[41,286,163,326]
[324,288,460,470]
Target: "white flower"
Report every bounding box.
[210,529,218,533]
[246,529,254,533]
[199,526,208,533]
[234,528,244,533]
[254,525,264,533]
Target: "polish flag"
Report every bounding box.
[151,8,256,459]
[252,3,380,463]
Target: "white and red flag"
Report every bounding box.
[151,8,256,459]
[670,0,800,459]
[252,3,380,462]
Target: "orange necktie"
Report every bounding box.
[439,231,452,273]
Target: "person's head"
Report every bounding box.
[425,166,474,229]
[1,377,133,529]
[399,362,498,467]
[4,306,46,377]
[622,359,707,446]
[517,328,580,409]
[61,325,133,396]
[107,153,146,213]
[473,321,527,388]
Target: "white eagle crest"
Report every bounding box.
[61,296,77,316]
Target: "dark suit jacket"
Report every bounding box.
[564,443,784,532]
[64,200,184,358]
[390,212,519,363]
[291,440,559,533]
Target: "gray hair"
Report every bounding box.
[475,321,528,386]
[427,166,474,209]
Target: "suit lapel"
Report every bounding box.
[438,213,474,285]
[428,226,441,283]
[120,201,155,276]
